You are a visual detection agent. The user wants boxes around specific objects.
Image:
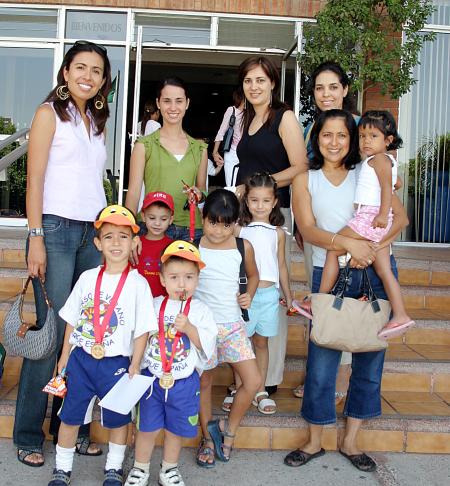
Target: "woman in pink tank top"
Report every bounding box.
[15,41,112,468]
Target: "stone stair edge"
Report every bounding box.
[283,357,450,374]
[0,238,25,251]
[1,398,448,434]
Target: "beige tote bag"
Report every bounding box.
[310,267,391,353]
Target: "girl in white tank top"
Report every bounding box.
[237,173,293,415]
[195,189,260,466]
[319,111,415,340]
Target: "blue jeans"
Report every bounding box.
[166,224,203,242]
[301,256,398,425]
[13,215,101,451]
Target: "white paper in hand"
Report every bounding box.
[98,373,155,415]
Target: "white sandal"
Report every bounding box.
[252,391,277,415]
[222,389,236,412]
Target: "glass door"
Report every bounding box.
[0,42,56,225]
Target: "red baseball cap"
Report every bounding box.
[142,191,174,213]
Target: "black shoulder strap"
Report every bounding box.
[229,107,236,127]
[235,237,249,321]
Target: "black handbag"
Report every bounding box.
[222,108,236,152]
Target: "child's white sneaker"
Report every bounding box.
[124,467,149,486]
[159,466,185,486]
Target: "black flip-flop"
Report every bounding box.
[75,437,103,456]
[283,448,325,467]
[339,450,377,472]
[17,449,45,468]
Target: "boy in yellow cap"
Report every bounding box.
[48,205,158,486]
[124,241,217,486]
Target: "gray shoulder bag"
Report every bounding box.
[2,276,57,360]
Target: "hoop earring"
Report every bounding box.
[94,93,105,110]
[56,84,70,101]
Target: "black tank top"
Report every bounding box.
[236,108,290,207]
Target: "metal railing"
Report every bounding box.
[0,128,29,172]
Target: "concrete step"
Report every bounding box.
[1,377,449,454]
[209,355,450,393]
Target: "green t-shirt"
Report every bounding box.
[138,130,207,228]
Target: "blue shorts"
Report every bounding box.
[59,346,131,429]
[137,369,200,438]
[246,286,279,337]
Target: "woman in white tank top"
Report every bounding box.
[285,109,408,472]
[15,41,112,466]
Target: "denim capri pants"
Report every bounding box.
[301,256,398,425]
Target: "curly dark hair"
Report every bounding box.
[239,172,285,227]
[310,109,360,170]
[44,41,112,135]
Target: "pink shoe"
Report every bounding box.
[291,298,313,320]
[378,320,416,340]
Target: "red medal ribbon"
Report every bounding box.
[93,264,130,346]
[189,201,196,242]
[158,296,192,374]
[182,180,199,242]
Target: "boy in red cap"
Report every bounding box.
[48,205,158,486]
[135,191,174,298]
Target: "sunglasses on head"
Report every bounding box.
[73,40,107,54]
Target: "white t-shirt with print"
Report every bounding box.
[142,296,217,380]
[60,266,157,357]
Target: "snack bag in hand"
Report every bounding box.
[43,369,67,398]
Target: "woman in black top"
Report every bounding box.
[234,56,308,402]
[235,56,308,202]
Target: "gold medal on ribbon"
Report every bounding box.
[91,343,105,360]
[159,372,175,390]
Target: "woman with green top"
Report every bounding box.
[126,77,208,241]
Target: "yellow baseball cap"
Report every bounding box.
[161,240,206,269]
[94,205,140,234]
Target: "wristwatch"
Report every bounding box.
[28,227,45,237]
